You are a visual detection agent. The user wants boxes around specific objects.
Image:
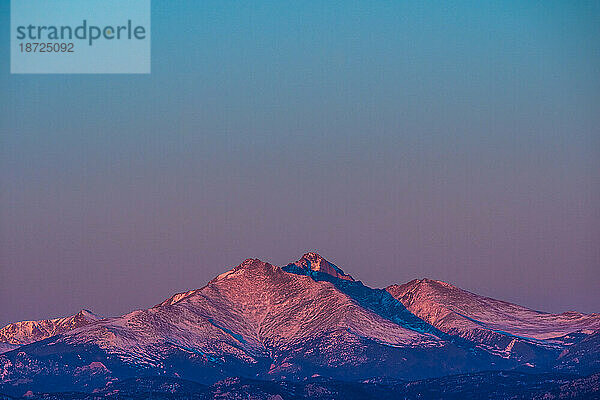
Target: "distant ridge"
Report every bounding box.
[0,309,102,346]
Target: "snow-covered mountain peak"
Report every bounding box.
[289,252,354,281]
[48,255,442,378]
[75,309,101,321]
[2,253,600,394]
[387,278,600,344]
[390,278,459,297]
[236,258,277,271]
[207,258,273,284]
[225,258,283,280]
[156,258,287,308]
[416,278,454,286]
[159,256,351,310]
[0,309,102,345]
[302,251,323,260]
[240,258,262,267]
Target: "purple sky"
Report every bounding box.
[1,1,599,326]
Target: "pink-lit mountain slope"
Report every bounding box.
[387,278,600,363]
[44,259,445,369]
[1,253,598,396]
[0,257,491,395]
[0,309,101,346]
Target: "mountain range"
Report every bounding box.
[1,252,598,399]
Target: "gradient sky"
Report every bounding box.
[1,1,599,326]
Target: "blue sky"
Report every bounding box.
[0,1,599,325]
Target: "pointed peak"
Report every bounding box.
[74,309,101,321]
[157,258,281,308]
[300,252,325,262]
[387,278,458,296]
[289,252,354,281]
[240,258,265,266]
[222,257,280,276]
[416,278,457,289]
[212,258,269,281]
[235,258,277,271]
